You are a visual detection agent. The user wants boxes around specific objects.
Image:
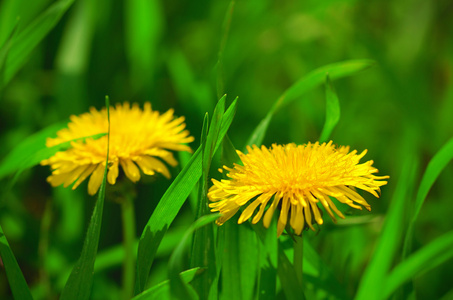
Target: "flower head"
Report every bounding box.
[208,141,389,237]
[41,102,194,195]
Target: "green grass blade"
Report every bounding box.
[1,0,75,88]
[384,230,453,298]
[277,244,304,300]
[246,59,374,147]
[403,137,453,258]
[168,214,220,300]
[135,97,238,294]
[60,97,110,300]
[319,75,341,142]
[355,156,418,300]
[132,268,201,300]
[221,222,259,300]
[216,0,235,98]
[0,224,33,300]
[190,96,227,298]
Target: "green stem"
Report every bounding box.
[121,195,136,300]
[293,234,304,288]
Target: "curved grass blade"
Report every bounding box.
[135,96,238,294]
[319,74,341,143]
[355,156,418,300]
[0,224,33,300]
[1,0,75,88]
[168,214,220,300]
[403,136,453,258]
[132,268,201,300]
[60,97,110,300]
[246,59,374,147]
[384,230,453,299]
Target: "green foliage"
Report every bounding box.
[1,1,452,299]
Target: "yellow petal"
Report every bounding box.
[88,164,105,195]
[108,160,119,185]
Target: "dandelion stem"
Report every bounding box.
[293,234,304,288]
[121,194,136,300]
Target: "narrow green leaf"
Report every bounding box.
[60,96,110,300]
[277,244,304,300]
[1,0,75,88]
[355,157,418,300]
[190,96,226,298]
[132,268,201,300]
[135,97,238,294]
[319,74,341,142]
[246,59,374,147]
[403,137,453,257]
[384,230,453,298]
[168,214,220,300]
[0,224,33,300]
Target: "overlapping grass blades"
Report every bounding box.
[190,96,225,298]
[135,96,238,294]
[246,59,375,147]
[355,156,418,300]
[59,97,110,300]
[168,214,220,300]
[0,0,75,88]
[403,136,453,258]
[132,268,201,300]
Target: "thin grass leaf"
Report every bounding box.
[255,221,277,300]
[60,97,110,300]
[319,74,341,142]
[1,0,75,88]
[246,59,374,147]
[355,156,418,300]
[191,96,226,298]
[135,97,238,294]
[132,268,201,300]
[277,244,305,300]
[0,224,33,300]
[384,230,453,298]
[403,136,453,258]
[168,214,220,300]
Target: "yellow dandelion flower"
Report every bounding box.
[208,141,389,237]
[41,102,194,195]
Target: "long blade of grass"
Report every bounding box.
[355,156,418,300]
[216,0,235,99]
[190,96,226,298]
[384,230,453,298]
[0,224,33,300]
[132,268,201,300]
[60,97,110,300]
[319,74,341,142]
[135,97,238,294]
[168,214,220,300]
[1,0,75,88]
[403,136,453,258]
[246,59,374,147]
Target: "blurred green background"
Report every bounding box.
[1,0,452,299]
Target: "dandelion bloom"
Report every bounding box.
[41,102,194,195]
[208,141,389,237]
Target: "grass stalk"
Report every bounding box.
[121,194,136,300]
